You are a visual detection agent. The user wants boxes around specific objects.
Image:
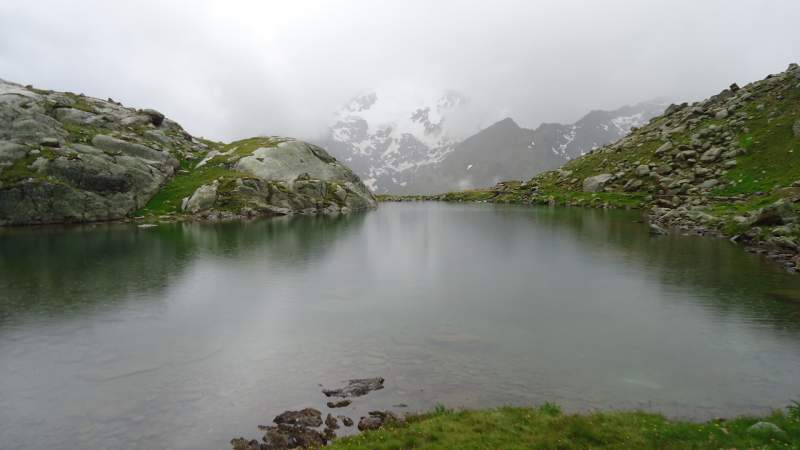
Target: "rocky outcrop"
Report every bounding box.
[0,80,193,225]
[0,80,376,225]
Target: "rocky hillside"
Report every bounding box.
[0,79,376,226]
[394,64,800,272]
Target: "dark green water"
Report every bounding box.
[1,203,800,450]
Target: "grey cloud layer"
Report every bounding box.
[1,0,798,141]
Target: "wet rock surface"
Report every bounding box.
[358,410,400,431]
[272,408,323,428]
[232,377,397,448]
[326,399,352,408]
[322,377,385,398]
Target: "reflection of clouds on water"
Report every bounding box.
[2,203,800,450]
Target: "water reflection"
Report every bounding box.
[0,213,367,325]
[522,205,800,330]
[1,203,799,450]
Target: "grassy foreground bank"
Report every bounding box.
[329,405,800,449]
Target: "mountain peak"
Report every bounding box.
[486,117,520,131]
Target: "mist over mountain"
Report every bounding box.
[318,92,666,194]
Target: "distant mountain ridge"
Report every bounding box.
[318,90,468,193]
[318,93,666,194]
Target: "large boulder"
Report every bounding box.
[234,140,376,211]
[182,182,218,213]
[583,173,613,192]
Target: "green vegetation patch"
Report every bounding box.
[0,147,58,185]
[208,136,289,166]
[329,405,800,450]
[716,83,800,196]
[134,163,244,217]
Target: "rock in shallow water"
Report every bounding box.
[322,377,385,398]
[338,415,354,427]
[326,399,352,408]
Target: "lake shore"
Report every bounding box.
[325,404,799,449]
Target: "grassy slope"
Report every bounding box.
[133,137,286,217]
[330,405,800,450]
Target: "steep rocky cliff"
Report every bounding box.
[0,80,375,225]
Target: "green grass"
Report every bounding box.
[716,84,800,196]
[329,405,800,450]
[0,147,58,185]
[133,163,244,217]
[206,136,288,166]
[133,137,290,217]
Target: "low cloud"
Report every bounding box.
[1,0,798,142]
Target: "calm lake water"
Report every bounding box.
[1,202,800,449]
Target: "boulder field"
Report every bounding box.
[0,79,376,226]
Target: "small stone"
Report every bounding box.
[747,421,784,434]
[714,109,729,120]
[338,416,354,427]
[654,142,672,155]
[326,399,351,408]
[699,147,722,163]
[39,137,60,147]
[699,179,719,190]
[793,120,800,138]
[325,413,339,430]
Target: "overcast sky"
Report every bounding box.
[1,0,799,142]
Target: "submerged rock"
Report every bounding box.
[326,399,352,408]
[322,377,385,398]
